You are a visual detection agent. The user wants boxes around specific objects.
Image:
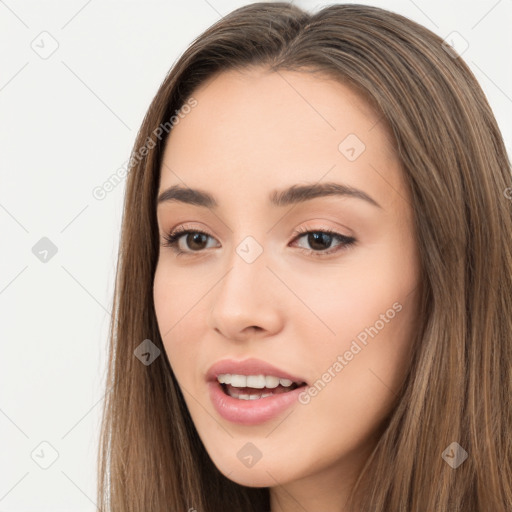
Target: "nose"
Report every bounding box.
[208,238,284,342]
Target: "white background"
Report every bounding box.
[0,1,511,510]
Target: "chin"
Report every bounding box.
[221,467,276,488]
[210,455,287,488]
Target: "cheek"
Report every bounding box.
[153,262,209,333]
[153,266,175,344]
[153,264,203,383]
[292,289,418,472]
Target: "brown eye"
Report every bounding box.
[183,232,209,251]
[291,228,356,257]
[305,232,334,251]
[162,228,218,256]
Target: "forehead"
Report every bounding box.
[159,67,404,211]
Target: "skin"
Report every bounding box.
[153,67,422,512]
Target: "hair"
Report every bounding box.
[96,2,512,511]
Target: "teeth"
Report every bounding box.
[247,375,266,388]
[265,376,280,388]
[230,374,247,387]
[225,388,279,400]
[216,374,300,388]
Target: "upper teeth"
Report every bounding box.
[217,374,296,388]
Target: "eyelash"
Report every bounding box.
[161,224,356,258]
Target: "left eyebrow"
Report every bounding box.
[157,182,382,209]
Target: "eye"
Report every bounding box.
[290,226,356,257]
[161,225,218,256]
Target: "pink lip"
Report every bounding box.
[206,358,307,426]
[206,357,307,384]
[208,381,306,425]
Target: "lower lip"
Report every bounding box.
[208,381,306,426]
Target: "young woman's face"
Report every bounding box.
[153,67,421,497]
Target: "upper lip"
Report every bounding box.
[206,357,307,385]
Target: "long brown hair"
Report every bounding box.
[97,3,512,510]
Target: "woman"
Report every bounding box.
[97,3,512,511]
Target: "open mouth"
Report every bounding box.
[208,370,309,424]
[219,380,307,400]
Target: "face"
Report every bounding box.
[153,67,421,497]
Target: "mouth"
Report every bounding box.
[208,374,309,425]
[206,358,309,423]
[217,374,307,400]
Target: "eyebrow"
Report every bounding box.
[157,182,382,209]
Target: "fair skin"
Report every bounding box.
[153,67,421,512]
